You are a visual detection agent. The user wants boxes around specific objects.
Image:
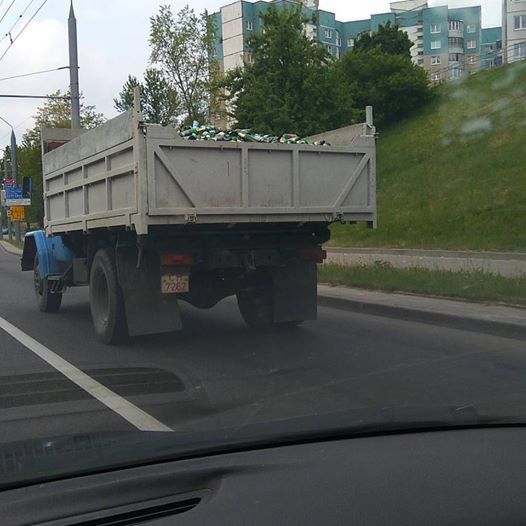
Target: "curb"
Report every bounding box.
[326,247,526,261]
[0,240,23,256]
[317,293,526,340]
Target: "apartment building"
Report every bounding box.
[481,27,503,69]
[212,0,497,82]
[502,0,526,63]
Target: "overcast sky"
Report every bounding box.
[0,0,501,146]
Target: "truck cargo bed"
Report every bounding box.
[42,109,376,235]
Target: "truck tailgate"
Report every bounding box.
[145,125,376,226]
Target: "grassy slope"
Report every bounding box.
[331,62,526,252]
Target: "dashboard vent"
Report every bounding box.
[73,498,201,526]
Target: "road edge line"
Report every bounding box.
[0,315,173,432]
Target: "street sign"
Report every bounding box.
[5,197,31,206]
[9,206,25,222]
[4,184,31,206]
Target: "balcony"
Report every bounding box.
[448,37,464,54]
[448,20,464,38]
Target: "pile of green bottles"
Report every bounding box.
[179,123,329,146]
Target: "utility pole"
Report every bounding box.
[10,129,20,242]
[0,159,3,240]
[68,0,81,129]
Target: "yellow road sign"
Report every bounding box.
[9,206,26,222]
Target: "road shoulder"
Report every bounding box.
[0,240,23,256]
[318,284,526,339]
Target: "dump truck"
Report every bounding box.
[21,102,377,344]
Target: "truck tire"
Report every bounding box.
[89,249,127,344]
[34,253,62,313]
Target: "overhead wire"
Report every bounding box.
[0,0,36,45]
[426,40,525,80]
[0,0,16,26]
[0,65,68,82]
[0,0,48,63]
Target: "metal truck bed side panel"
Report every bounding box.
[43,111,376,234]
[44,112,139,234]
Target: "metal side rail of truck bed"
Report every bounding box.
[41,108,377,236]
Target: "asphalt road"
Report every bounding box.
[1,245,526,444]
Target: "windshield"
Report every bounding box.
[0,0,524,489]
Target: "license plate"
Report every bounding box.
[161,273,190,294]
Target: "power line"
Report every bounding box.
[0,0,48,64]
[0,93,70,99]
[0,114,33,144]
[0,0,36,45]
[427,40,525,80]
[0,65,68,82]
[0,0,17,26]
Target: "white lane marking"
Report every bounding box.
[0,316,173,433]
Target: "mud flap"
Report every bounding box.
[271,262,317,323]
[116,248,183,337]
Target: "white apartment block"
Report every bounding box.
[503,0,526,62]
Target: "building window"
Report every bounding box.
[347,38,355,48]
[449,37,464,47]
[326,44,332,53]
[515,15,526,30]
[431,40,441,49]
[431,72,441,81]
[431,55,441,65]
[430,24,441,34]
[211,47,217,58]
[450,68,462,79]
[246,53,253,64]
[467,39,477,49]
[246,20,253,31]
[515,42,526,58]
[336,31,341,47]
[324,28,333,40]
[449,53,461,62]
[336,48,341,59]
[448,20,463,31]
[466,24,476,33]
[467,54,477,64]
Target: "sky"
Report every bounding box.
[0,0,502,147]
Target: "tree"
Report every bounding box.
[149,5,218,125]
[221,4,345,136]
[16,91,104,226]
[334,48,431,127]
[114,68,180,126]
[353,22,413,59]
[23,90,104,149]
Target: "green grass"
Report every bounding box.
[319,264,526,306]
[5,239,23,250]
[330,62,526,252]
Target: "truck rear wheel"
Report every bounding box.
[89,249,128,344]
[34,253,62,313]
[237,273,277,329]
[237,286,273,329]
